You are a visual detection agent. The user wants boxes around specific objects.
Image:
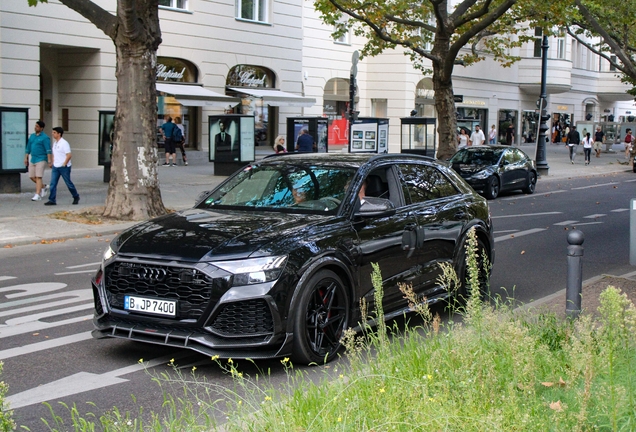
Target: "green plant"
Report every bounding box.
[0,362,16,432]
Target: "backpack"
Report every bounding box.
[172,126,184,142]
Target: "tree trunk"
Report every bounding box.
[431,41,458,161]
[103,43,166,219]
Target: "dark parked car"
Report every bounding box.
[448,145,537,199]
[92,153,494,364]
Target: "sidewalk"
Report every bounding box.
[0,143,632,248]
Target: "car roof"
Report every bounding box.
[261,152,436,167]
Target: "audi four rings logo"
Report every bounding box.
[134,267,168,282]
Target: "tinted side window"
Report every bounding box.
[512,148,526,162]
[503,149,515,164]
[398,164,459,204]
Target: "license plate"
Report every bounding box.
[124,295,176,317]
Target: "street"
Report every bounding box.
[2,170,636,429]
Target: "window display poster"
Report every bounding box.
[317,120,328,153]
[98,111,115,166]
[1,110,28,171]
[378,123,389,153]
[350,121,377,153]
[293,120,309,149]
[239,116,255,162]
[209,116,238,162]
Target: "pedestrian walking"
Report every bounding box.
[174,116,188,166]
[160,115,177,166]
[488,125,497,144]
[24,120,52,201]
[457,129,469,149]
[469,125,485,146]
[582,132,592,165]
[624,128,633,160]
[505,124,515,146]
[593,126,604,158]
[44,127,80,206]
[566,125,581,164]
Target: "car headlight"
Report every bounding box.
[212,256,288,286]
[103,245,117,262]
[472,170,492,180]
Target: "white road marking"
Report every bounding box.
[0,290,91,310]
[553,220,579,226]
[571,182,619,190]
[66,262,101,269]
[491,212,562,219]
[494,228,547,242]
[493,229,519,234]
[0,282,67,299]
[569,221,604,226]
[611,208,629,212]
[54,269,97,275]
[0,276,16,282]
[0,331,93,360]
[6,353,190,410]
[0,291,93,318]
[583,214,606,219]
[500,190,567,201]
[0,315,93,339]
[623,179,636,183]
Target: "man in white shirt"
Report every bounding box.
[469,125,486,146]
[44,127,80,206]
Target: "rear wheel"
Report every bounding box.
[292,270,350,365]
[522,172,537,194]
[455,235,491,302]
[484,176,499,200]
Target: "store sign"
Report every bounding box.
[227,65,274,88]
[156,57,197,83]
[461,99,486,106]
[157,64,186,81]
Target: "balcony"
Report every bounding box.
[518,57,572,95]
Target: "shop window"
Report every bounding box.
[498,109,518,144]
[159,0,188,9]
[372,99,387,118]
[236,0,268,23]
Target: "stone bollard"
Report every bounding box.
[566,230,584,319]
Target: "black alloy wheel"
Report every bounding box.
[454,234,491,303]
[292,269,350,364]
[523,172,537,194]
[484,176,500,200]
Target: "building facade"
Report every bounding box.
[1,0,634,169]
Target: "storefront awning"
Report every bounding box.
[227,87,316,107]
[156,83,239,107]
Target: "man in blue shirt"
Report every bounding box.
[160,115,177,166]
[24,120,52,201]
[296,129,315,152]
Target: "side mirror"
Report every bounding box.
[355,197,396,218]
[195,191,211,206]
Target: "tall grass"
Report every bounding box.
[14,228,636,431]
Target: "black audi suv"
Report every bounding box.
[92,153,494,364]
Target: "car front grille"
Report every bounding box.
[210,299,274,337]
[104,261,220,320]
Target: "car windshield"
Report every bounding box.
[449,148,505,166]
[197,163,358,213]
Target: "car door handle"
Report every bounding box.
[402,224,417,258]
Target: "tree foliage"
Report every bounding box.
[29,0,166,220]
[314,0,562,159]
[566,0,636,97]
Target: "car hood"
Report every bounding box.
[451,163,495,176]
[115,208,324,262]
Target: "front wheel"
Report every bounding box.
[455,235,491,303]
[292,270,350,365]
[522,172,537,194]
[484,176,499,200]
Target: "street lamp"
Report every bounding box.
[535,34,550,176]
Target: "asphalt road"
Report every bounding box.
[2,170,635,429]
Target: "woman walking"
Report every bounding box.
[582,132,592,165]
